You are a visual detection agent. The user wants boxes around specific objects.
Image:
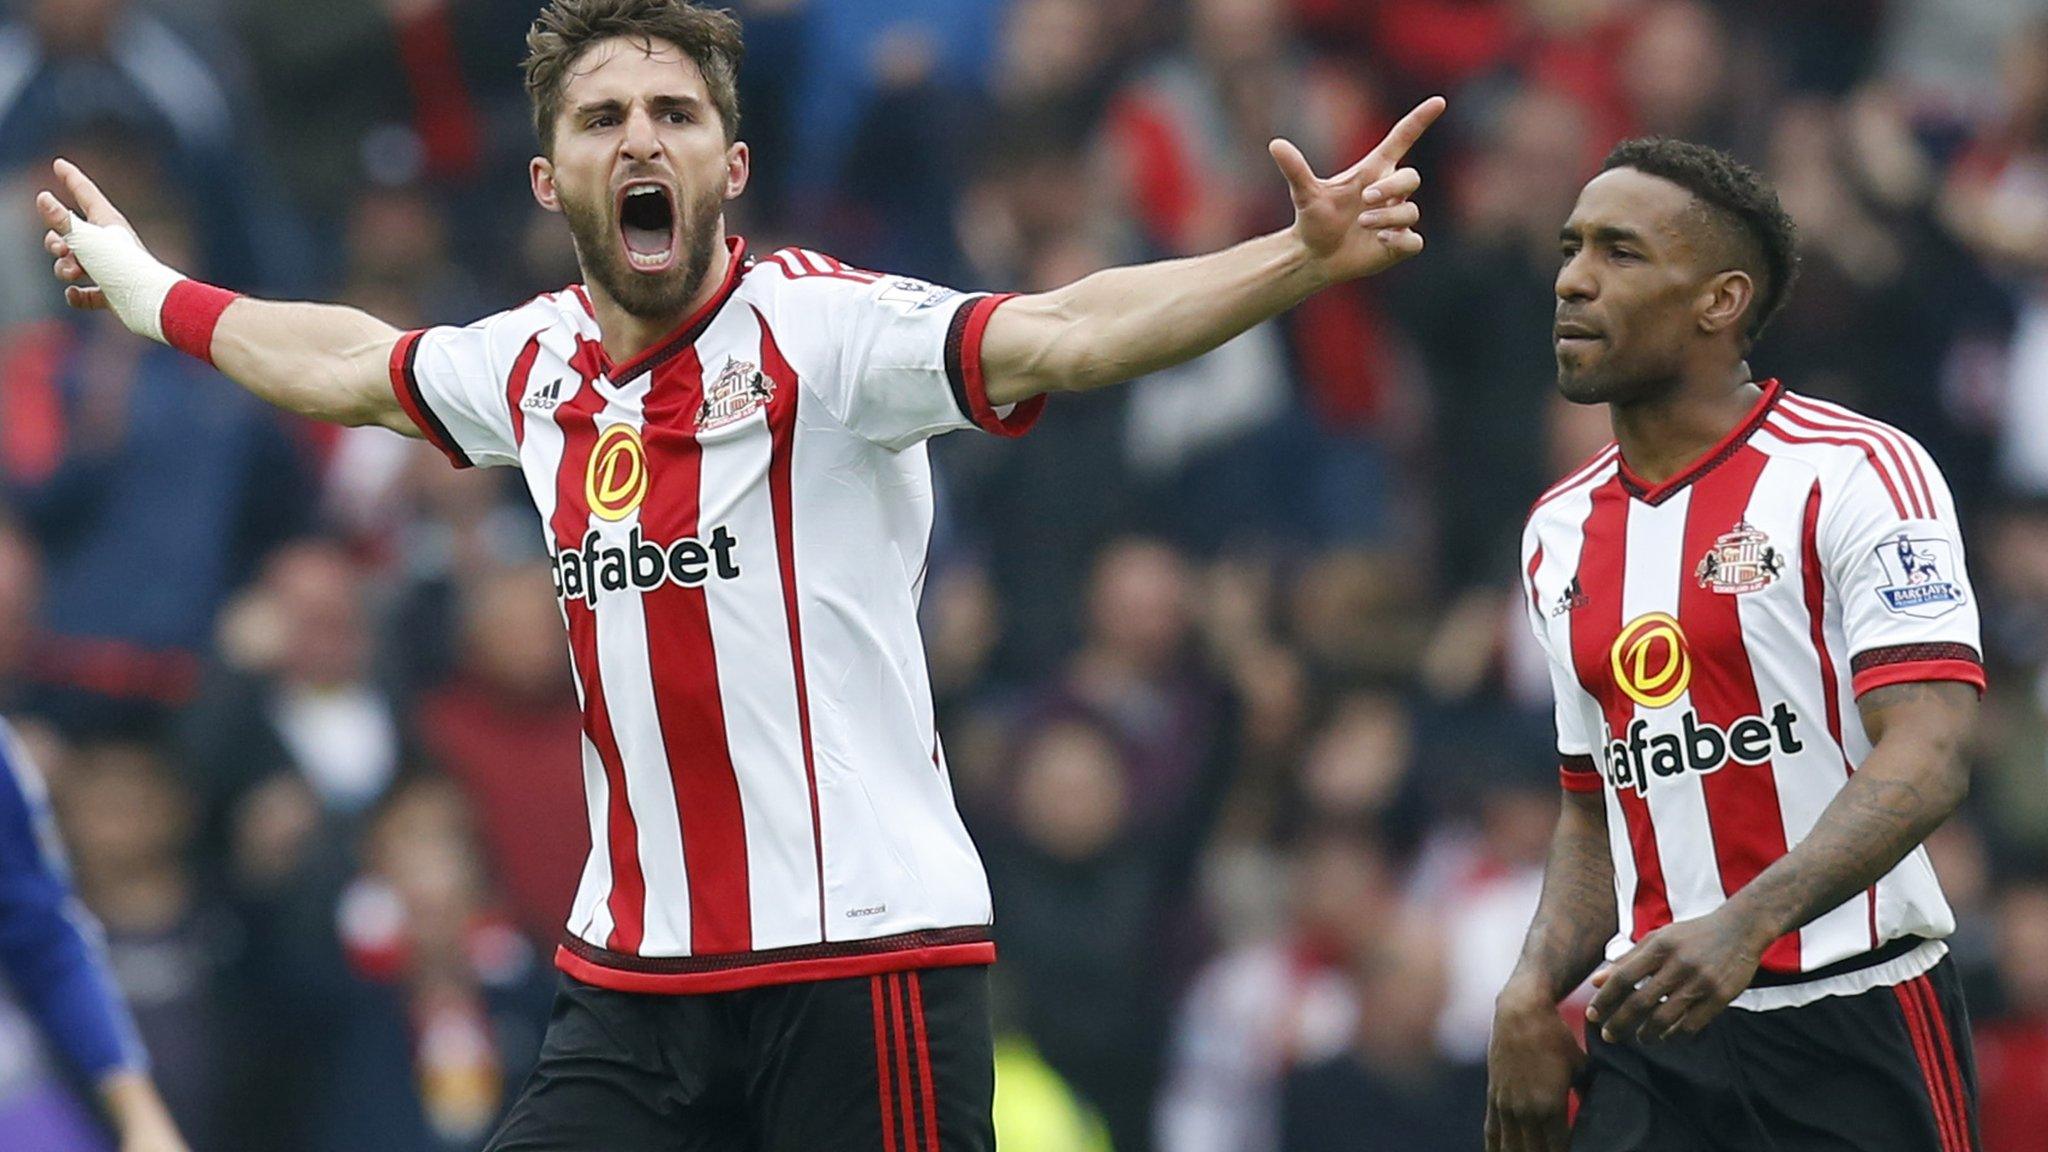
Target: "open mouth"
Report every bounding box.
[617,181,678,273]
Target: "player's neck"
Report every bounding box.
[587,233,734,367]
[1610,364,1761,486]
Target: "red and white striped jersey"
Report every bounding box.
[1521,381,1984,1008]
[388,238,1041,994]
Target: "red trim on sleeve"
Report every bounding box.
[959,293,1043,437]
[1852,659,1987,698]
[1560,754,1602,793]
[160,280,240,366]
[387,329,471,469]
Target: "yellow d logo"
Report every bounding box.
[1610,612,1692,709]
[586,424,648,522]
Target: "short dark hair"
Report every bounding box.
[523,0,744,156]
[1601,137,1799,345]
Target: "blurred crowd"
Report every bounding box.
[2,0,2048,1149]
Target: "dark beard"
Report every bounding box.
[561,183,725,322]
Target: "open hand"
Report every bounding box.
[1584,911,1765,1045]
[1270,95,1445,284]
[35,158,139,312]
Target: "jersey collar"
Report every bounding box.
[1617,379,1783,506]
[586,235,750,384]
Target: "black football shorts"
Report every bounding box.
[486,965,994,1152]
[1573,955,1978,1152]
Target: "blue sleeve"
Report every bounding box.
[0,722,147,1082]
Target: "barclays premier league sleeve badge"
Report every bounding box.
[1872,532,1966,618]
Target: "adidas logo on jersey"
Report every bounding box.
[553,526,742,606]
[1600,703,1805,797]
[524,379,567,412]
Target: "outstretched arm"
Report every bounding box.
[977,96,1444,406]
[37,159,413,433]
[1584,679,1977,1046]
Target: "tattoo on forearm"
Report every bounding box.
[1514,795,1615,1002]
[1729,680,1976,944]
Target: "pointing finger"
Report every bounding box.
[1372,95,1446,167]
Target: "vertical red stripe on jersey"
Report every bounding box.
[638,348,752,955]
[550,376,647,952]
[1679,446,1799,971]
[755,311,828,937]
[505,334,542,449]
[1568,477,1672,940]
[1800,480,1874,948]
[1525,543,1545,616]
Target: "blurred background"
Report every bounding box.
[1,0,2047,1149]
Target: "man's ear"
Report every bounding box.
[1697,269,1754,339]
[531,156,562,214]
[724,141,750,202]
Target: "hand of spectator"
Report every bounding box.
[1584,908,1763,1044]
[1485,982,1584,1152]
[1269,96,1444,284]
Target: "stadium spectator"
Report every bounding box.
[0,0,299,291]
[312,776,553,1152]
[1155,818,1391,1152]
[1277,915,1476,1152]
[1942,20,2048,494]
[1034,538,1234,833]
[1101,0,1397,545]
[54,741,227,1148]
[982,709,1238,1152]
[1977,874,2048,1148]
[0,138,312,735]
[181,541,404,883]
[416,564,587,946]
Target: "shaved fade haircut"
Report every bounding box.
[1602,138,1800,347]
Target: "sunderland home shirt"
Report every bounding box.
[1520,382,1984,1009]
[389,238,1041,993]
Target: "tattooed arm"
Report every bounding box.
[1486,788,1612,1152]
[1504,788,1617,1003]
[1583,680,1977,1048]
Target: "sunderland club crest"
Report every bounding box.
[1695,520,1784,595]
[698,358,773,431]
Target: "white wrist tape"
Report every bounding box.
[60,217,182,343]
